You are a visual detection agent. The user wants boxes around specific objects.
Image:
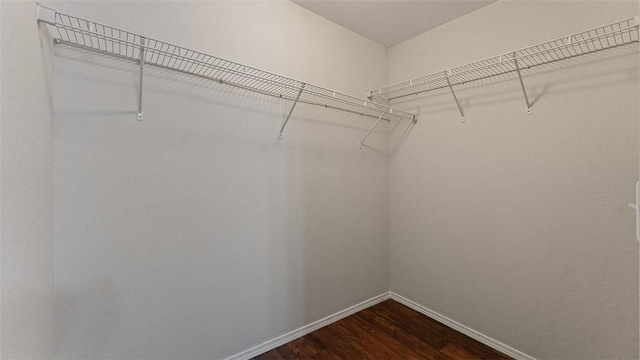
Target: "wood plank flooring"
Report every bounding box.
[253,299,512,360]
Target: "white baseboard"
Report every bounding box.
[389,292,536,360]
[224,292,391,360]
[225,291,535,360]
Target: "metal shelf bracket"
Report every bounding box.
[360,111,386,149]
[279,83,305,138]
[513,53,532,114]
[36,5,56,25]
[36,6,417,130]
[445,70,465,122]
[138,36,146,121]
[628,181,640,242]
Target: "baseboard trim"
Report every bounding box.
[226,291,535,360]
[389,292,536,360]
[224,292,391,360]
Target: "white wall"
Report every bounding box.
[52,1,391,358]
[388,1,639,358]
[0,1,54,359]
[39,1,640,358]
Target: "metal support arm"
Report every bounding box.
[628,181,640,242]
[138,36,146,121]
[445,70,465,122]
[513,53,532,114]
[279,83,305,138]
[360,111,386,148]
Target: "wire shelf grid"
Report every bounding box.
[371,17,639,101]
[39,7,416,122]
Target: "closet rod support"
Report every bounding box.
[445,70,465,122]
[360,111,386,149]
[630,181,640,242]
[279,83,305,138]
[138,36,146,121]
[36,5,56,25]
[513,53,532,114]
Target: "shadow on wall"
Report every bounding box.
[55,278,120,357]
[389,119,416,155]
[53,45,401,145]
[39,21,55,115]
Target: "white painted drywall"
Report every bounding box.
[388,1,639,358]
[0,1,54,359]
[52,1,391,358]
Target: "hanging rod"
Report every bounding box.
[369,16,639,106]
[36,6,416,131]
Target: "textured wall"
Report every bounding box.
[1,1,54,359]
[388,1,639,358]
[52,1,391,358]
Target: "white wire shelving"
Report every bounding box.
[368,16,640,120]
[36,6,416,144]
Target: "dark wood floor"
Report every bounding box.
[254,299,512,360]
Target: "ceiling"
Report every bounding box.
[291,0,497,47]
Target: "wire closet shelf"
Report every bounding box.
[36,6,416,139]
[369,17,640,103]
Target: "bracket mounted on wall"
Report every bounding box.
[445,70,465,122]
[512,53,531,114]
[36,5,417,143]
[138,36,145,121]
[279,83,305,139]
[368,16,639,120]
[628,181,640,242]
